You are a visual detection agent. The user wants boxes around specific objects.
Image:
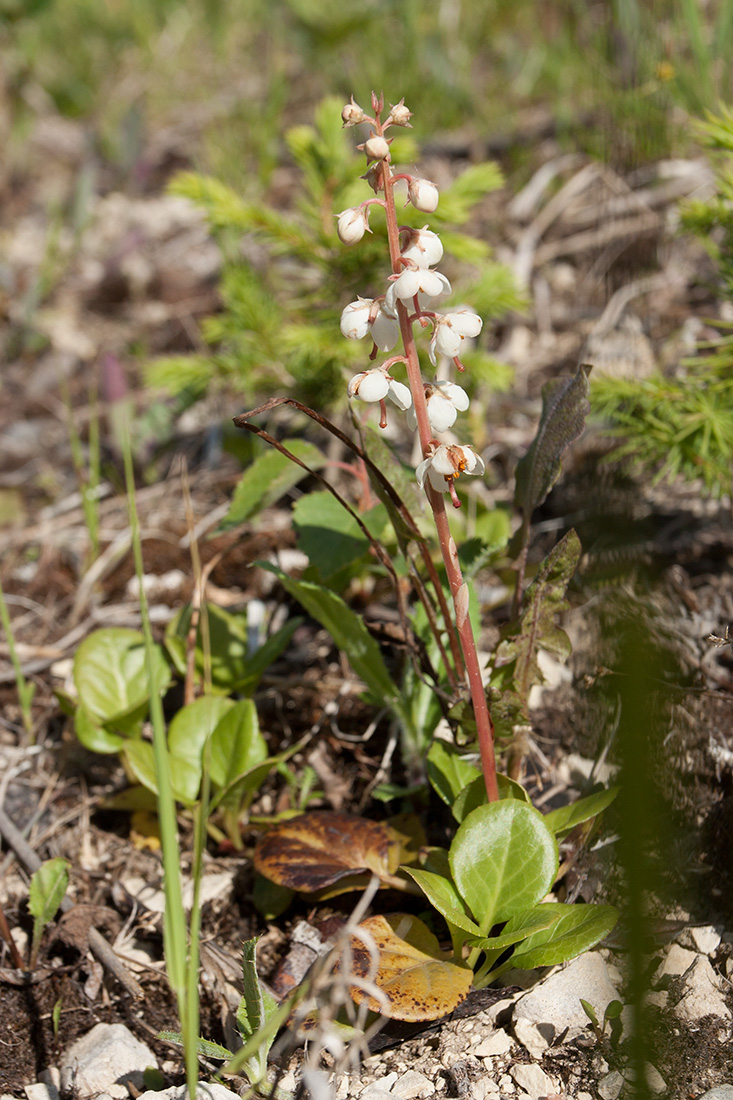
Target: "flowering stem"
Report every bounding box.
[377,136,499,804]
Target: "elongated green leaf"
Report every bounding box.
[464,905,560,951]
[514,364,592,521]
[450,802,558,933]
[263,568,400,705]
[220,440,326,530]
[29,859,70,928]
[73,628,170,724]
[294,491,388,579]
[543,787,619,838]
[493,529,581,705]
[403,867,481,936]
[508,902,618,969]
[158,1031,233,1061]
[168,696,233,804]
[237,938,279,1041]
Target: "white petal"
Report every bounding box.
[405,406,418,432]
[387,379,412,410]
[426,392,458,432]
[435,325,463,359]
[370,308,400,351]
[340,299,372,340]
[401,227,444,269]
[449,310,483,338]
[349,371,389,402]
[415,455,432,490]
[431,445,456,476]
[393,268,421,302]
[435,380,470,411]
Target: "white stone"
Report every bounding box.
[597,1070,624,1100]
[646,991,668,1009]
[688,925,722,955]
[36,1073,59,1096]
[137,1087,239,1100]
[673,955,731,1023]
[24,1086,57,1100]
[645,1064,666,1094]
[513,952,620,1055]
[471,1081,499,1100]
[498,1076,514,1093]
[472,1029,513,1058]
[60,1023,157,1098]
[696,1088,733,1100]
[391,1071,434,1097]
[361,1075,399,1098]
[653,944,697,987]
[509,1062,555,1099]
[577,1094,594,1100]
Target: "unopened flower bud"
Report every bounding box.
[401,226,443,269]
[407,177,439,213]
[362,165,385,193]
[341,96,365,127]
[387,99,413,127]
[337,206,370,245]
[364,133,390,161]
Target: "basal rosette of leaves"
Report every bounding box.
[144,96,522,412]
[252,792,618,1022]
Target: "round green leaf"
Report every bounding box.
[404,867,481,936]
[449,801,558,932]
[73,628,170,723]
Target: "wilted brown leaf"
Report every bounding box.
[348,913,473,1022]
[254,811,418,894]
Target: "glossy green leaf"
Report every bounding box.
[465,904,561,951]
[74,704,124,754]
[543,786,619,838]
[263,568,400,705]
[404,867,481,936]
[209,700,267,792]
[29,858,69,928]
[122,740,157,795]
[220,439,326,530]
[426,741,481,807]
[508,903,619,969]
[73,628,170,724]
[168,695,233,804]
[158,1031,233,1060]
[294,491,388,578]
[452,773,530,823]
[450,802,558,933]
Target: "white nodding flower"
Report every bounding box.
[390,265,452,304]
[416,444,485,493]
[401,226,443,269]
[340,298,400,351]
[407,177,440,213]
[407,380,470,433]
[429,309,483,365]
[340,298,372,340]
[337,206,370,245]
[348,370,412,410]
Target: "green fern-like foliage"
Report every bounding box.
[592,104,733,498]
[144,96,524,412]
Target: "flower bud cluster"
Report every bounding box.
[337,96,485,506]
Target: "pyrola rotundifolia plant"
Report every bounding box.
[337,92,499,802]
